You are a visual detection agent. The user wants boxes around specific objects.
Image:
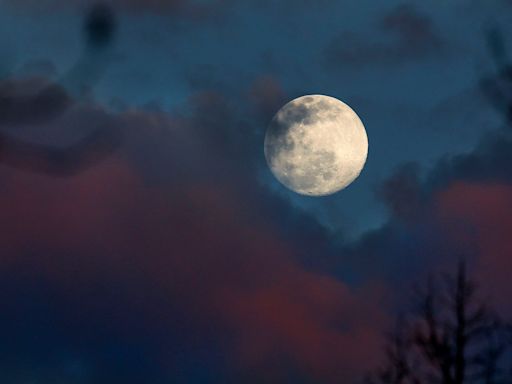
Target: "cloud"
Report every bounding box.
[2,1,510,382]
[0,159,387,382]
[0,75,123,176]
[0,84,388,382]
[248,75,287,122]
[339,98,512,315]
[376,162,425,222]
[84,2,117,49]
[324,4,448,68]
[0,77,71,126]
[436,182,512,311]
[0,1,116,128]
[3,22,510,379]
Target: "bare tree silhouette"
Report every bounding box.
[367,262,511,384]
[365,317,421,384]
[368,25,512,384]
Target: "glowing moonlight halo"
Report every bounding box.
[264,95,368,196]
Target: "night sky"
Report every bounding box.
[1,1,512,383]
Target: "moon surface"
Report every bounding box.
[264,95,368,196]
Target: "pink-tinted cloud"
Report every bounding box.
[436,182,512,313]
[219,276,386,381]
[0,144,387,381]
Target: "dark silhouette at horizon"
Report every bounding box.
[367,261,512,384]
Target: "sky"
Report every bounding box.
[0,0,512,383]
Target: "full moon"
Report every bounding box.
[264,95,368,196]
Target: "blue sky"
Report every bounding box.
[3,0,505,238]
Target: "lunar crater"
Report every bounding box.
[264,95,368,196]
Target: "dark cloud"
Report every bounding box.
[0,80,388,383]
[0,1,121,176]
[338,112,512,318]
[324,4,448,67]
[0,77,71,126]
[0,158,386,384]
[321,41,512,317]
[84,2,117,49]
[0,121,122,177]
[0,2,116,127]
[0,73,122,176]
[432,135,512,187]
[376,162,425,222]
